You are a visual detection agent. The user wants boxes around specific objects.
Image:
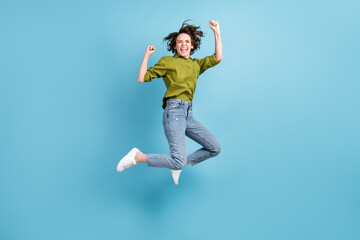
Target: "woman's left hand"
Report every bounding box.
[209,20,220,33]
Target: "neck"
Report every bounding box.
[177,52,189,59]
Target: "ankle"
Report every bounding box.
[135,153,146,163]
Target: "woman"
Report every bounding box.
[117,19,223,185]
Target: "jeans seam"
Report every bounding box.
[186,130,216,153]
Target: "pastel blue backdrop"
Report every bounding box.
[0,0,359,239]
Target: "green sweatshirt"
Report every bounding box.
[144,52,221,109]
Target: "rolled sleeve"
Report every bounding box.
[195,53,221,75]
[144,57,167,82]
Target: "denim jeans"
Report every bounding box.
[146,99,221,170]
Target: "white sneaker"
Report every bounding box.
[117,147,141,172]
[171,169,182,185]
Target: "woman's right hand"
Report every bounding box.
[145,45,155,56]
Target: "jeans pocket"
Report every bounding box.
[166,105,186,123]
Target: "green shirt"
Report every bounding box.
[144,52,221,109]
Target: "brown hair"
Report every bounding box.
[163,19,205,56]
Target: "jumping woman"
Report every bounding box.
[117,19,223,185]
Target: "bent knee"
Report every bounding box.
[211,143,221,156]
[172,155,187,170]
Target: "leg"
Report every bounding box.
[134,152,147,163]
[135,153,189,165]
[134,153,190,165]
[185,116,221,166]
[145,107,188,170]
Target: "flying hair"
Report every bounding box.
[163,19,205,55]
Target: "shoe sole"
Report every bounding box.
[171,169,182,185]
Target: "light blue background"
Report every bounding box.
[1,0,359,239]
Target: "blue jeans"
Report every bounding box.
[146,99,221,170]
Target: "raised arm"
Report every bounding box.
[209,20,222,62]
[137,45,155,82]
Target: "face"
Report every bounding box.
[175,33,194,59]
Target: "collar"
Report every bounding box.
[173,52,193,60]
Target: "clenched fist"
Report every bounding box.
[145,45,155,56]
[209,20,220,33]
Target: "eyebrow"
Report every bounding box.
[177,40,190,41]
